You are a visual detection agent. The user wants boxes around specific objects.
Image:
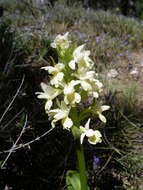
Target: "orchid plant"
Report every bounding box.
[36,32,110,190]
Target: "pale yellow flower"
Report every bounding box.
[74,68,96,91]
[88,79,103,98]
[96,105,110,123]
[80,119,102,144]
[73,68,103,98]
[48,101,73,129]
[72,44,94,69]
[63,80,81,105]
[36,82,61,111]
[68,60,76,70]
[42,63,64,88]
[50,32,71,50]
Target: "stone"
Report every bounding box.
[107,69,119,78]
[139,61,143,67]
[129,67,139,75]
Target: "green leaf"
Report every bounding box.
[66,170,90,190]
[56,98,61,108]
[49,56,56,65]
[66,170,81,190]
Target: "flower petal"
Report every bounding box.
[36,92,49,99]
[62,117,73,129]
[45,100,52,111]
[75,93,81,103]
[88,130,102,144]
[51,120,56,128]
[54,111,67,120]
[93,92,99,98]
[86,129,95,137]
[50,42,56,48]
[40,82,48,92]
[41,66,56,73]
[101,105,110,112]
[97,112,107,123]
[80,133,86,144]
[85,118,91,129]
[51,72,64,87]
[81,81,92,91]
[69,60,76,70]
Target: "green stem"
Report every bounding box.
[70,108,89,189]
[75,139,88,190]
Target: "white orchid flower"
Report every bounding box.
[42,63,64,88]
[73,69,102,99]
[48,101,73,129]
[50,32,71,50]
[73,44,94,69]
[36,82,61,111]
[50,72,64,88]
[86,78,103,98]
[74,69,96,91]
[96,105,110,123]
[63,80,81,105]
[80,119,102,144]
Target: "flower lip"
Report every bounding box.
[48,101,73,129]
[36,82,61,110]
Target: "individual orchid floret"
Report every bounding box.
[96,105,110,123]
[50,32,71,50]
[80,119,102,144]
[64,80,81,105]
[73,68,103,99]
[48,101,73,130]
[72,44,94,69]
[36,82,61,111]
[74,68,96,91]
[42,63,64,88]
[88,79,103,98]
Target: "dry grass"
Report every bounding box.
[100,49,143,109]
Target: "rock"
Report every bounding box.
[129,67,139,75]
[139,61,143,67]
[107,69,119,78]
